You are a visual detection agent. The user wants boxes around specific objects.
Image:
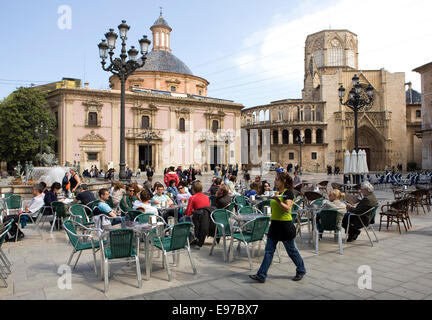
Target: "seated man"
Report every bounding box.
[19,184,45,228]
[95,188,122,226]
[119,184,138,213]
[181,181,211,248]
[133,189,158,215]
[342,181,378,242]
[74,184,95,206]
[151,184,175,221]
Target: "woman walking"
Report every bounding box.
[249,172,306,283]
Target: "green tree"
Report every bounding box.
[0,87,56,164]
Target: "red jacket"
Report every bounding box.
[185,193,210,216]
[164,171,180,187]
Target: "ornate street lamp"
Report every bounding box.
[296,133,305,172]
[35,121,49,154]
[98,20,151,181]
[338,74,374,153]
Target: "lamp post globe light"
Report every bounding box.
[98,20,151,181]
[338,74,374,153]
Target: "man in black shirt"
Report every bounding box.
[74,184,96,206]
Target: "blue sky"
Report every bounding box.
[0,0,430,108]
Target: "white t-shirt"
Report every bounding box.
[27,194,45,217]
[132,200,159,215]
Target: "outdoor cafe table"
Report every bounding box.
[156,205,181,223]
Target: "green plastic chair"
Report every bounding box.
[209,195,216,207]
[315,209,343,255]
[151,222,197,281]
[126,210,143,222]
[63,219,102,276]
[224,202,236,214]
[256,199,271,213]
[0,221,13,275]
[15,206,49,242]
[5,194,22,215]
[234,195,249,209]
[229,216,270,270]
[346,205,379,247]
[106,196,115,209]
[238,206,261,215]
[100,228,141,292]
[87,200,101,212]
[50,201,68,233]
[69,204,94,228]
[209,209,233,262]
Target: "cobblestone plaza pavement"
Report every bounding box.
[1,173,432,300]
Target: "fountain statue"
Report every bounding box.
[36,146,59,167]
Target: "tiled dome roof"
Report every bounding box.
[151,16,171,30]
[406,88,421,104]
[139,50,193,75]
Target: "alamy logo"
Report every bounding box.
[57,265,72,290]
[58,5,72,30]
[357,265,372,290]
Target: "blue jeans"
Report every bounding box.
[257,237,306,280]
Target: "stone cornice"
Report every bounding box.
[47,88,243,111]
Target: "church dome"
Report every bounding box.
[138,50,193,75]
[151,16,172,30]
[406,88,421,104]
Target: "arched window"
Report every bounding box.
[141,116,150,129]
[252,112,257,123]
[259,110,265,122]
[265,110,270,121]
[328,38,344,66]
[316,129,323,144]
[313,50,324,68]
[293,129,301,144]
[212,120,219,133]
[283,130,289,144]
[179,118,185,132]
[273,130,279,144]
[305,129,312,144]
[88,112,98,126]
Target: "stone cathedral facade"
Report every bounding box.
[242,29,410,172]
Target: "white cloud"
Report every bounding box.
[235,0,431,92]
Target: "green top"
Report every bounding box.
[120,195,138,211]
[270,189,293,222]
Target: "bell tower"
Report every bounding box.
[150,9,172,53]
[303,30,359,100]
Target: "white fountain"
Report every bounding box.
[31,167,71,186]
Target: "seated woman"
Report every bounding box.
[44,182,63,229]
[226,175,237,195]
[246,182,260,198]
[111,182,126,207]
[208,178,222,195]
[316,189,347,238]
[167,179,179,198]
[262,181,272,195]
[215,184,231,209]
[176,182,191,206]
[133,189,158,215]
